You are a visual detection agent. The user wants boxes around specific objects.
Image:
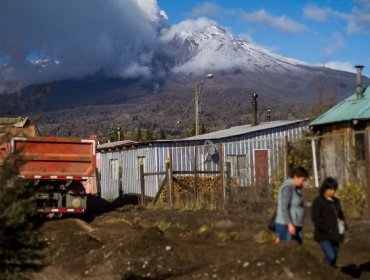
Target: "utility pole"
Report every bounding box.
[194,74,213,136]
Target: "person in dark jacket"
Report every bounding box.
[311,177,346,267]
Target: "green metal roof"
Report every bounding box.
[310,86,370,126]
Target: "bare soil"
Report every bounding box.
[30,201,370,280]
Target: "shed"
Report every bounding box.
[98,119,309,201]
[0,115,38,138]
[310,65,370,215]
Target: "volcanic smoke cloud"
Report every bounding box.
[0,0,168,89]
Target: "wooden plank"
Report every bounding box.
[153,175,167,204]
[143,171,166,176]
[172,177,195,193]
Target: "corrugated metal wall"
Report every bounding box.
[99,122,307,200]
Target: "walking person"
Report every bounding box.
[311,177,346,267]
[275,167,309,244]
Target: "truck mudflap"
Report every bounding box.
[37,208,85,213]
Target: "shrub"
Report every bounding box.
[0,152,45,279]
[337,183,367,218]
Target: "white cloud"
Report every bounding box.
[303,1,370,34]
[347,0,370,34]
[321,61,356,73]
[238,32,254,43]
[119,62,151,78]
[303,4,330,21]
[188,2,235,18]
[324,32,346,56]
[160,17,219,42]
[242,9,306,33]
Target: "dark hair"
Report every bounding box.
[290,167,309,179]
[319,177,338,195]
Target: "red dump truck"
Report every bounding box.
[2,136,96,215]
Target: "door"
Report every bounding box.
[254,149,269,187]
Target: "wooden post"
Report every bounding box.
[284,135,289,178]
[226,160,232,207]
[219,143,225,210]
[165,158,173,207]
[311,138,319,188]
[365,131,370,218]
[169,148,174,206]
[139,159,145,206]
[194,145,199,197]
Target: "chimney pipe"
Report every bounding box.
[251,93,258,126]
[266,109,271,122]
[355,65,364,87]
[355,65,365,100]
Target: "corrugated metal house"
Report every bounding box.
[310,66,370,194]
[98,119,309,201]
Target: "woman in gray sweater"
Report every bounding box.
[275,167,309,244]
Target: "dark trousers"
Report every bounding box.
[319,240,339,266]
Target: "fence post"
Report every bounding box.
[194,145,198,197]
[365,131,370,218]
[226,159,232,207]
[284,135,289,178]
[311,138,319,188]
[219,143,225,210]
[165,158,173,207]
[139,159,146,206]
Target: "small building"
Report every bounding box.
[310,65,369,187]
[0,115,38,138]
[97,119,309,201]
[0,116,38,165]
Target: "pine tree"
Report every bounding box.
[145,128,154,141]
[136,127,143,142]
[159,128,166,139]
[0,151,45,279]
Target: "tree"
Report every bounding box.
[0,147,45,279]
[159,128,166,140]
[107,125,124,142]
[145,128,154,141]
[136,127,143,142]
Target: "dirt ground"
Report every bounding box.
[30,198,370,280]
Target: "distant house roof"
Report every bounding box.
[97,140,138,150]
[184,119,308,141]
[0,116,29,128]
[310,86,370,127]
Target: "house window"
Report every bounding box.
[228,155,247,177]
[109,159,119,180]
[355,132,365,161]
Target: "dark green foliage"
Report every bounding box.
[136,127,143,142]
[145,128,154,141]
[0,152,45,279]
[108,125,123,142]
[159,128,166,140]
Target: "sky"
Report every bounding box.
[158,0,370,75]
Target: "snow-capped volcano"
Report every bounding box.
[160,18,310,75]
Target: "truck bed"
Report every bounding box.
[12,136,96,180]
